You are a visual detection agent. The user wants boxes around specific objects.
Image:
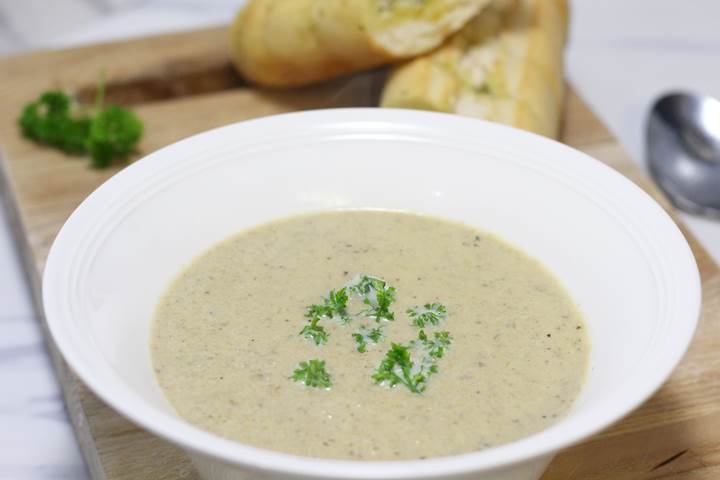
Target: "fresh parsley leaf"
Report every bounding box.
[352,325,384,353]
[294,276,452,393]
[372,343,434,394]
[326,288,351,323]
[407,302,447,328]
[299,316,329,345]
[368,326,384,342]
[347,275,386,297]
[414,329,452,359]
[306,303,331,319]
[374,329,452,394]
[19,91,91,154]
[367,286,396,322]
[17,74,144,169]
[85,72,142,168]
[306,287,351,324]
[348,275,396,322]
[291,359,332,388]
[87,105,143,169]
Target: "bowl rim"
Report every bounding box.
[42,108,701,478]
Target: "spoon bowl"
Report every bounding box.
[647,92,720,217]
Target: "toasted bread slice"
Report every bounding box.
[381,0,568,138]
[230,0,491,87]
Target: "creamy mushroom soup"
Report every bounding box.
[152,210,588,460]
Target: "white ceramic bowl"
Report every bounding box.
[43,109,700,480]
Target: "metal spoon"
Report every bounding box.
[647,92,720,218]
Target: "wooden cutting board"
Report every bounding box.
[0,26,718,480]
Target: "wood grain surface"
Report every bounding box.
[0,26,717,480]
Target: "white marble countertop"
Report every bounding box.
[1,0,719,478]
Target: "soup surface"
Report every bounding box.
[152,210,588,460]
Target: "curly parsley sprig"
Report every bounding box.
[407,302,447,328]
[373,329,453,394]
[372,343,430,393]
[308,288,352,324]
[347,275,396,322]
[291,359,332,389]
[299,316,329,346]
[18,72,143,169]
[299,275,397,346]
[352,325,384,353]
[19,92,90,154]
[414,329,452,359]
[293,275,452,394]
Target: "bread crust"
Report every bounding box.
[230,0,490,87]
[381,0,569,138]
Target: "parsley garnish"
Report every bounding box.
[348,275,396,322]
[299,277,396,346]
[293,274,452,393]
[407,302,447,328]
[17,73,143,169]
[300,288,352,345]
[306,288,351,325]
[414,329,452,359]
[87,105,143,169]
[366,286,396,322]
[372,343,437,394]
[291,359,332,388]
[373,329,452,394]
[352,325,384,353]
[299,316,329,345]
[19,92,91,154]
[346,275,385,296]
